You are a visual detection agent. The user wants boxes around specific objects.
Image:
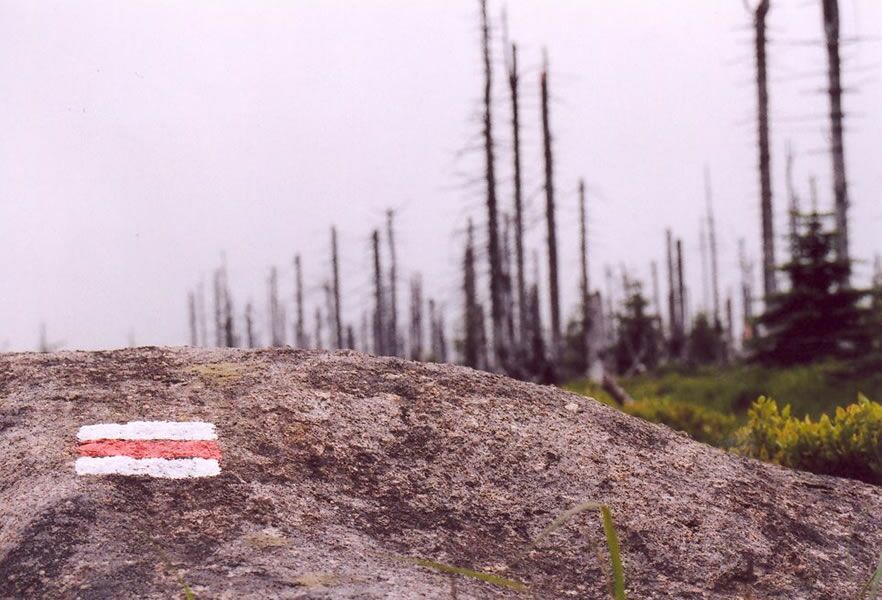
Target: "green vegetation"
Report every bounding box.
[408,501,627,598]
[752,209,871,366]
[736,395,882,485]
[568,361,882,486]
[857,552,882,600]
[569,360,882,423]
[525,502,626,600]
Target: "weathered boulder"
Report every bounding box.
[1,347,880,599]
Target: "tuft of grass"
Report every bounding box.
[148,537,197,600]
[244,531,288,548]
[524,502,626,600]
[291,573,341,588]
[404,557,527,592]
[186,363,248,384]
[856,552,882,600]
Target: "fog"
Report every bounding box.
[1,0,880,351]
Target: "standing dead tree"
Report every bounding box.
[197,282,207,347]
[409,274,423,361]
[785,143,802,260]
[507,41,528,351]
[478,0,508,372]
[386,210,399,356]
[314,306,323,350]
[331,227,343,350]
[747,0,778,299]
[213,269,223,347]
[372,230,386,356]
[244,302,256,348]
[705,168,721,325]
[463,219,480,368]
[540,50,562,367]
[188,291,198,346]
[294,255,306,347]
[739,238,755,344]
[268,267,283,347]
[821,0,850,270]
[578,179,592,375]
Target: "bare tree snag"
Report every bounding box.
[331,227,343,350]
[294,255,306,348]
[386,210,399,356]
[508,42,528,350]
[578,179,591,374]
[705,168,721,324]
[409,274,423,361]
[479,0,508,372]
[372,230,386,356]
[749,0,778,299]
[463,219,480,368]
[540,50,561,366]
[188,291,197,347]
[245,302,256,349]
[821,0,850,270]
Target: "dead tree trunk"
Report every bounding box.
[294,255,306,348]
[463,219,480,368]
[372,230,386,356]
[578,179,591,374]
[245,302,255,348]
[699,218,709,315]
[665,230,680,354]
[650,261,662,322]
[188,291,197,346]
[751,0,778,299]
[821,0,850,270]
[785,143,801,261]
[314,307,323,350]
[386,210,399,356]
[346,325,355,350]
[323,282,335,349]
[508,42,528,350]
[739,239,755,345]
[540,51,562,366]
[706,168,721,324]
[268,267,281,347]
[428,298,438,360]
[213,270,223,347]
[197,282,207,347]
[361,311,369,354]
[479,0,507,372]
[676,238,687,356]
[331,227,343,350]
[501,213,517,363]
[409,275,423,361]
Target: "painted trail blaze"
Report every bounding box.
[75,421,221,478]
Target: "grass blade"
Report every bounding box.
[405,557,527,592]
[600,505,626,600]
[857,551,882,600]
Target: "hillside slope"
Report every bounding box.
[1,347,881,599]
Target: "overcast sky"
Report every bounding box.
[1,0,880,351]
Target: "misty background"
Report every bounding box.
[1,0,880,352]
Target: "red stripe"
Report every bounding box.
[77,439,222,460]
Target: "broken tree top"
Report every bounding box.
[1,347,881,599]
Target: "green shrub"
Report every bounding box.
[623,399,738,446]
[736,395,882,484]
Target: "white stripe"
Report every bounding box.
[77,421,217,441]
[75,456,221,478]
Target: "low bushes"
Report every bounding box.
[623,400,738,446]
[736,395,882,485]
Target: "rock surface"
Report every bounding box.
[1,347,881,599]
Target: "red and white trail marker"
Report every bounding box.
[75,421,221,479]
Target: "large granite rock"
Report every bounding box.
[1,347,880,598]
